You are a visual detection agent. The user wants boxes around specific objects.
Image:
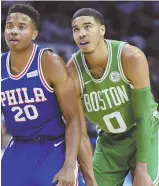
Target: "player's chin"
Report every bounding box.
[9,45,20,51]
[81,49,93,54]
[8,41,21,48]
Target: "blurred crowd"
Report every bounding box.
[1,1,159,185]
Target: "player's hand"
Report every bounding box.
[53,165,76,186]
[133,171,154,186]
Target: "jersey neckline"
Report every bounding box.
[6,43,38,80]
[81,39,112,83]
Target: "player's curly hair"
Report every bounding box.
[72,8,104,25]
[7,3,40,30]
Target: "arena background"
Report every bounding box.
[1,1,159,186]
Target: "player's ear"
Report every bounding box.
[100,25,105,37]
[32,30,38,41]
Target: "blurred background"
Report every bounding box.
[1,1,159,186]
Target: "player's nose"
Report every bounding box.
[79,29,86,38]
[10,27,18,35]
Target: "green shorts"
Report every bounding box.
[93,117,159,186]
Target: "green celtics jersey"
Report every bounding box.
[73,40,157,133]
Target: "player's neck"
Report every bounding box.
[84,39,108,68]
[9,44,34,68]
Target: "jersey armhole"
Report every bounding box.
[72,54,84,98]
[117,42,134,89]
[38,49,54,93]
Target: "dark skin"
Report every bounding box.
[67,15,153,186]
[5,12,81,186]
[67,60,97,186]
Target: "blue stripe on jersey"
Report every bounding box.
[1,44,65,137]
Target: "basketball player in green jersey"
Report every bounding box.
[67,8,159,186]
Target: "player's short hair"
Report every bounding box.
[72,8,104,25]
[7,3,40,30]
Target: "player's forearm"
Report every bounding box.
[136,116,151,165]
[64,116,81,168]
[131,87,153,166]
[78,135,97,185]
[135,118,150,172]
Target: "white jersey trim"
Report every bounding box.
[38,49,54,93]
[117,42,134,89]
[6,44,37,80]
[81,39,112,83]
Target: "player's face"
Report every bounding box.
[72,16,105,54]
[5,13,38,51]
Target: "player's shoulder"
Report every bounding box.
[67,57,81,96]
[40,48,67,82]
[66,56,79,80]
[42,50,60,60]
[42,49,65,69]
[67,57,74,69]
[67,50,81,68]
[120,43,149,81]
[108,39,144,58]
[121,43,146,62]
[121,43,148,72]
[40,49,70,86]
[36,44,63,65]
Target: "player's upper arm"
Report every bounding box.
[121,44,150,89]
[41,51,79,123]
[67,59,88,137]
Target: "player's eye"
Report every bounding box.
[6,24,13,29]
[19,26,26,30]
[85,25,91,30]
[73,27,79,32]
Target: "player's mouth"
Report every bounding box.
[9,39,20,45]
[79,41,89,47]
